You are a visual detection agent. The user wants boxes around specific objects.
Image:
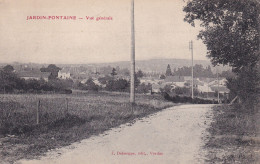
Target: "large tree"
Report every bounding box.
[183,0,260,103]
[40,64,61,79]
[183,0,259,72]
[3,65,14,72]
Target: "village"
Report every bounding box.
[3,61,230,102]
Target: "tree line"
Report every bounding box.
[161,64,234,79]
[183,0,260,105]
[0,64,151,94]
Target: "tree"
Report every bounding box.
[3,65,14,72]
[111,68,117,77]
[98,75,113,85]
[220,70,235,78]
[41,64,61,79]
[105,79,129,92]
[136,83,152,93]
[160,74,166,79]
[136,70,144,78]
[166,64,172,76]
[183,0,259,71]
[85,78,99,91]
[183,0,260,104]
[0,70,19,93]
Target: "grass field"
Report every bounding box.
[205,102,260,163]
[0,91,174,163]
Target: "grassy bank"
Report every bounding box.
[0,92,174,163]
[205,102,260,163]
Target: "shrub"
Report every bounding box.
[85,78,99,91]
[136,83,152,93]
[105,79,129,92]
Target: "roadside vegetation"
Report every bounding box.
[0,92,173,163]
[205,101,259,163]
[184,0,260,163]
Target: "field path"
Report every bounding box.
[18,104,214,164]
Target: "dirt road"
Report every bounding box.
[18,104,215,164]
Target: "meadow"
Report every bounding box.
[0,91,174,163]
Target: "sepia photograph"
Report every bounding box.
[0,0,259,163]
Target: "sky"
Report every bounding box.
[0,0,208,64]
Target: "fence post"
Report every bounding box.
[36,99,40,124]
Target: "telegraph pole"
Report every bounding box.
[130,0,135,104]
[189,41,194,99]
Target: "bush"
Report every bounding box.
[136,83,152,93]
[163,92,218,104]
[174,87,190,95]
[105,79,129,92]
[85,78,99,91]
[0,70,73,94]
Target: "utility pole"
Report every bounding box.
[189,41,194,99]
[130,0,135,104]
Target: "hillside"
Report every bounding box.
[1,58,231,74]
[88,58,230,73]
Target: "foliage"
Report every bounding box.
[206,104,259,163]
[0,70,20,93]
[173,64,214,77]
[163,92,218,104]
[98,75,113,85]
[160,84,172,94]
[136,83,152,93]
[226,66,260,104]
[0,70,72,94]
[165,64,172,76]
[136,70,144,78]
[40,64,61,79]
[105,79,129,92]
[174,86,191,95]
[111,68,117,77]
[85,78,99,91]
[3,65,14,72]
[160,74,166,79]
[183,0,259,71]
[73,80,87,90]
[219,70,235,78]
[183,0,260,103]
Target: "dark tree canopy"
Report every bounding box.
[166,64,172,76]
[111,68,117,77]
[136,70,144,78]
[184,0,260,104]
[3,65,14,72]
[40,64,61,79]
[183,0,260,72]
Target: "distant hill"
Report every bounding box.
[0,58,231,74]
[87,58,230,73]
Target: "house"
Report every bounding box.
[17,71,51,81]
[58,70,71,79]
